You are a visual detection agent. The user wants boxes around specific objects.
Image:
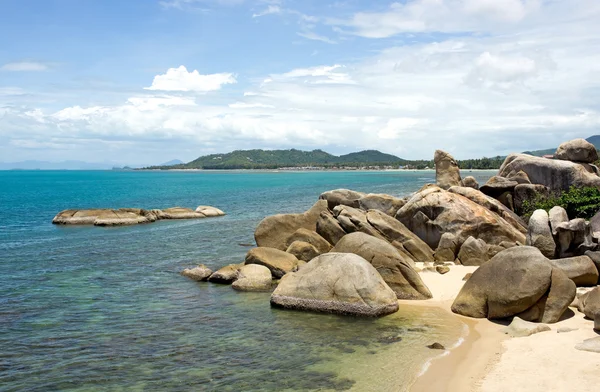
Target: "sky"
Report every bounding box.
[1,0,600,165]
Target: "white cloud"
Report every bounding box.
[145,66,236,92]
[296,31,337,44]
[252,5,281,17]
[1,61,48,71]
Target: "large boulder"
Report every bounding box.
[498,153,600,193]
[245,247,298,279]
[549,256,599,287]
[435,150,461,190]
[549,206,569,236]
[396,185,526,250]
[208,263,243,284]
[271,253,399,317]
[316,211,347,246]
[319,189,365,210]
[435,233,460,263]
[555,218,596,258]
[583,250,600,284]
[365,209,434,262]
[514,184,550,214]
[577,287,600,319]
[460,176,479,190]
[358,193,406,216]
[333,205,386,240]
[232,264,273,292]
[285,228,332,253]
[555,138,599,163]
[480,176,519,198]
[457,236,489,266]
[52,208,158,226]
[451,246,575,323]
[332,232,432,300]
[286,241,320,262]
[254,200,328,250]
[181,264,213,281]
[526,209,556,259]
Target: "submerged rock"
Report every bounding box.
[52,208,157,226]
[270,253,399,317]
[195,206,226,217]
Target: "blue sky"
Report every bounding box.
[1,0,600,165]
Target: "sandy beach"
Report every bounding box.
[409,265,599,392]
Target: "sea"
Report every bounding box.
[0,169,495,392]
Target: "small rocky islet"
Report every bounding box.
[183,137,600,348]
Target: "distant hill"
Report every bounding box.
[144,149,408,170]
[160,159,184,166]
[523,135,600,157]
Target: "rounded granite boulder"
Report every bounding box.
[270,252,399,317]
[232,264,273,292]
[181,264,213,281]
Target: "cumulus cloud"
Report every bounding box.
[145,66,236,92]
[1,61,49,71]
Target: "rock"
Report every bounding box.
[332,232,432,300]
[526,209,556,259]
[285,228,332,254]
[555,138,599,163]
[448,186,526,233]
[497,191,515,211]
[452,247,554,320]
[316,211,347,246]
[583,250,600,284]
[549,256,599,286]
[436,265,450,274]
[539,268,577,323]
[460,176,479,190]
[514,184,550,214]
[365,209,434,262]
[208,263,243,284]
[457,236,490,266]
[181,264,213,281]
[396,186,526,250]
[557,327,578,333]
[595,316,600,331]
[549,206,569,236]
[590,210,600,237]
[52,208,158,226]
[555,219,596,258]
[159,207,208,220]
[435,233,460,263]
[270,253,400,317]
[255,200,328,251]
[575,337,600,353]
[498,153,600,193]
[231,264,273,292]
[319,189,366,210]
[501,317,551,337]
[434,150,462,190]
[462,273,473,281]
[286,241,320,262]
[508,170,532,185]
[480,176,519,198]
[195,206,226,217]
[427,342,445,350]
[333,205,385,240]
[578,287,600,319]
[245,247,298,279]
[358,193,406,216]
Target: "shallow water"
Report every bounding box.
[0,170,494,391]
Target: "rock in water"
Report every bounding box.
[208,263,243,284]
[526,209,556,259]
[555,138,599,163]
[181,264,213,281]
[427,342,445,350]
[270,253,399,317]
[52,208,158,226]
[434,150,461,190]
[244,247,298,279]
[232,264,273,292]
[332,232,432,300]
[195,206,226,217]
[502,317,551,337]
[575,337,600,353]
[158,207,208,219]
[254,200,328,251]
[286,241,320,262]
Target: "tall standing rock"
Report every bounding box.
[434,150,462,190]
[526,209,556,259]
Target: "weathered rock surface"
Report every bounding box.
[319,189,365,210]
[232,264,273,292]
[451,247,574,322]
[575,337,600,353]
[358,193,406,216]
[514,184,550,214]
[508,170,532,185]
[498,153,600,192]
[396,186,526,250]
[270,253,399,317]
[457,236,489,266]
[577,287,600,319]
[245,247,298,279]
[333,205,385,240]
[208,263,243,284]
[435,232,460,263]
[316,211,347,246]
[526,209,556,259]
[436,265,450,274]
[435,150,461,190]
[254,200,328,251]
[549,256,599,286]
[460,176,479,190]
[502,317,551,337]
[555,218,596,258]
[549,206,569,236]
[159,207,209,220]
[555,138,599,163]
[583,250,600,284]
[332,232,432,300]
[52,208,158,226]
[286,241,320,262]
[285,228,332,254]
[480,176,519,198]
[539,268,577,323]
[181,264,213,281]
[195,206,226,217]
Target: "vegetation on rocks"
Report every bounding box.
[520,186,600,219]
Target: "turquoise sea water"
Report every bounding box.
[0,170,494,391]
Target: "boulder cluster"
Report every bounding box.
[182,138,600,333]
[52,206,225,226]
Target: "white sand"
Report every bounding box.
[409,264,600,392]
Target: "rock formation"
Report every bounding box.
[232,264,273,292]
[244,247,299,279]
[555,138,599,163]
[434,150,462,189]
[181,265,213,281]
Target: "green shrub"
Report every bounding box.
[520,186,600,220]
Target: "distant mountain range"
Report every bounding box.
[523,135,600,157]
